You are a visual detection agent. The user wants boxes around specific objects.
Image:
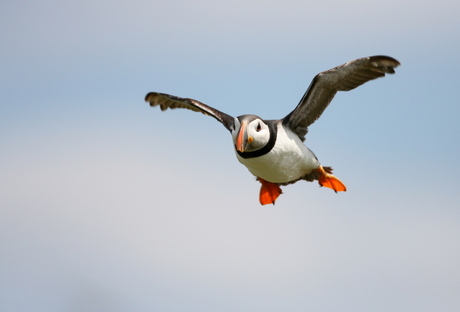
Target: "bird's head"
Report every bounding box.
[232,115,270,153]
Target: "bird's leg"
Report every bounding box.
[257,177,282,205]
[316,166,347,193]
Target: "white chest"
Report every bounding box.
[235,125,319,183]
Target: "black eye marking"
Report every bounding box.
[256,122,262,132]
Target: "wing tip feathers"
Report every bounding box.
[368,55,401,73]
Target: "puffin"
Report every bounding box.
[145,55,400,205]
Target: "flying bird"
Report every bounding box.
[145,55,400,205]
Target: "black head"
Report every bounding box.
[231,115,278,159]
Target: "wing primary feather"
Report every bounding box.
[145,92,235,131]
[282,55,400,140]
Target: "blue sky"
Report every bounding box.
[1,0,459,311]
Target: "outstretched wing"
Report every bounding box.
[145,92,235,131]
[282,55,400,140]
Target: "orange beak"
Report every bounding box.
[236,122,247,152]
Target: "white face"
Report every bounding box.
[232,117,270,152]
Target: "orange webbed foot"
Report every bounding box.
[316,166,347,193]
[257,178,282,205]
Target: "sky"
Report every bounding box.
[1,0,460,311]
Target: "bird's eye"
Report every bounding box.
[256,123,262,132]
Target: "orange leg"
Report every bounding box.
[257,177,282,205]
[316,166,347,193]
